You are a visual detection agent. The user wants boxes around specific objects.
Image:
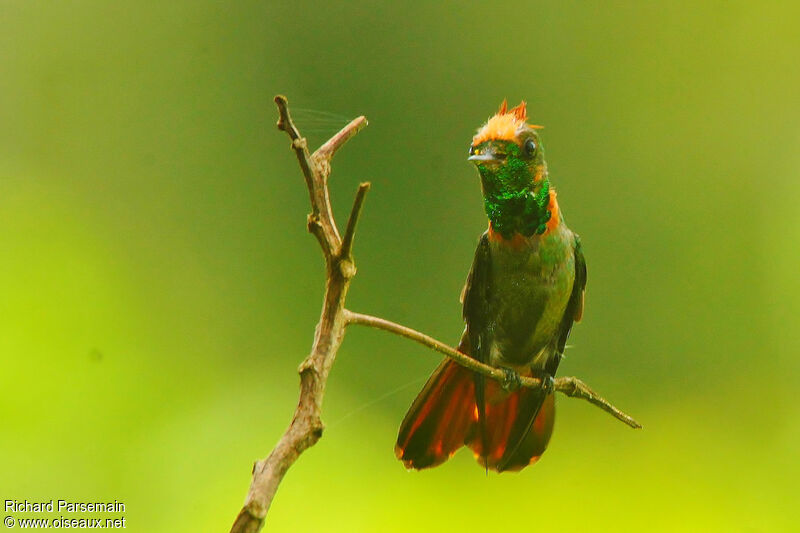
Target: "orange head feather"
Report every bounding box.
[472,100,542,146]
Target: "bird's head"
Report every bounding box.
[469,100,554,238]
[469,100,545,191]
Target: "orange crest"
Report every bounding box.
[472,99,541,146]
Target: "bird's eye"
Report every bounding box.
[469,145,476,156]
[524,139,537,157]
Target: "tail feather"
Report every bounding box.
[466,375,555,472]
[396,360,556,472]
[395,359,476,469]
[486,391,555,471]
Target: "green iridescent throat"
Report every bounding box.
[477,144,551,239]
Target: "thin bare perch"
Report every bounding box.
[315,115,369,163]
[341,182,371,262]
[273,95,367,259]
[345,311,641,429]
[553,376,641,429]
[230,96,370,533]
[229,95,640,533]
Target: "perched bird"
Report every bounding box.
[396,100,587,472]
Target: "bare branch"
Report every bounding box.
[552,376,642,428]
[340,182,371,261]
[274,95,317,213]
[230,96,368,533]
[345,310,641,429]
[274,94,367,259]
[314,115,368,169]
[345,310,526,385]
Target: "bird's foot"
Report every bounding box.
[500,367,522,392]
[537,372,555,394]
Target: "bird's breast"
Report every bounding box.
[487,228,575,368]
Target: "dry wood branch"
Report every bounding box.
[231,96,369,533]
[315,115,369,166]
[344,311,641,429]
[229,95,640,533]
[551,376,642,429]
[341,182,371,262]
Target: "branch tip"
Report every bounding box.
[340,182,371,260]
[314,115,369,163]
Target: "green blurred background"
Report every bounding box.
[1,2,798,531]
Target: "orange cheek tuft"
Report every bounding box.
[544,189,560,233]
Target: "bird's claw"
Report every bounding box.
[500,367,522,391]
[539,373,555,394]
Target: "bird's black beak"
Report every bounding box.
[468,153,498,163]
[468,145,505,165]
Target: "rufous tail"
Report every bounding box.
[396,359,555,472]
[468,374,555,472]
[395,358,476,469]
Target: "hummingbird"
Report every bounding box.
[395,100,587,472]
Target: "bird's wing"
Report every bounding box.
[549,233,587,375]
[461,231,493,463]
[462,231,493,364]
